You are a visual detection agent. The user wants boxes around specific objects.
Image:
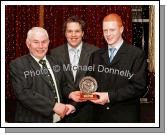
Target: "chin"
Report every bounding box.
[37,54,45,58]
[71,44,79,48]
[108,42,114,45]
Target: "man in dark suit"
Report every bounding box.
[51,16,98,122]
[10,27,75,123]
[87,13,147,122]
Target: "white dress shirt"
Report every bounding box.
[67,42,82,81]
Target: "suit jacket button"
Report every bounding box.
[106,107,110,110]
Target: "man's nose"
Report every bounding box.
[71,31,76,36]
[106,30,111,36]
[39,42,43,48]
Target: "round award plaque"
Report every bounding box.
[79,76,98,100]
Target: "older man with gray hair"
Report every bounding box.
[10,27,75,123]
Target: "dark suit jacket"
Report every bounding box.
[10,54,67,123]
[51,42,99,122]
[87,42,147,123]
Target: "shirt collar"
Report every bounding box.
[108,39,124,51]
[67,42,83,52]
[30,54,47,63]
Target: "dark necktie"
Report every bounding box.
[39,59,58,101]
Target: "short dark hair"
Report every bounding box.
[63,16,86,33]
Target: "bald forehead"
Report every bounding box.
[103,13,122,27]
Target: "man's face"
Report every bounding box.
[26,31,49,60]
[103,21,123,46]
[65,22,84,48]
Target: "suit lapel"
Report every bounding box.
[102,42,128,67]
[110,42,128,66]
[63,45,71,66]
[78,43,88,66]
[102,48,110,67]
[63,44,75,82]
[101,42,128,88]
[47,56,61,93]
[28,55,54,90]
[47,55,60,82]
[75,43,87,80]
[28,54,41,71]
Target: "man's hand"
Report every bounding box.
[89,92,109,105]
[65,104,76,115]
[69,91,87,102]
[53,102,67,118]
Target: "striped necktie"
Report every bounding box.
[72,49,79,81]
[109,48,116,63]
[39,59,58,102]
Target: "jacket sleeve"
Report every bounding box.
[10,61,55,116]
[60,70,82,111]
[86,52,96,77]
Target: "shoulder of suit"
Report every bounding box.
[87,48,105,58]
[50,44,66,55]
[10,54,30,64]
[93,47,106,54]
[83,43,99,51]
[125,44,144,55]
[9,54,32,68]
[47,55,59,64]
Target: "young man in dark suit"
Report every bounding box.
[10,27,75,123]
[51,16,98,122]
[86,13,147,122]
[90,13,147,123]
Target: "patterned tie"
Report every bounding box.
[39,59,58,102]
[109,48,116,63]
[72,49,79,81]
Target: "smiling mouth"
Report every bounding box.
[71,38,78,41]
[37,50,45,53]
[107,38,113,41]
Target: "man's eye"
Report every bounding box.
[67,30,72,33]
[110,29,115,32]
[76,30,81,33]
[42,41,47,44]
[103,30,107,33]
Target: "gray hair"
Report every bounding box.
[26,27,49,42]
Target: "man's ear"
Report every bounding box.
[120,26,124,34]
[82,31,84,37]
[26,39,30,49]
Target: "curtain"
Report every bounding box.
[5,6,40,99]
[147,6,155,101]
[148,6,155,73]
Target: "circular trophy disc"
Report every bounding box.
[79,76,98,94]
